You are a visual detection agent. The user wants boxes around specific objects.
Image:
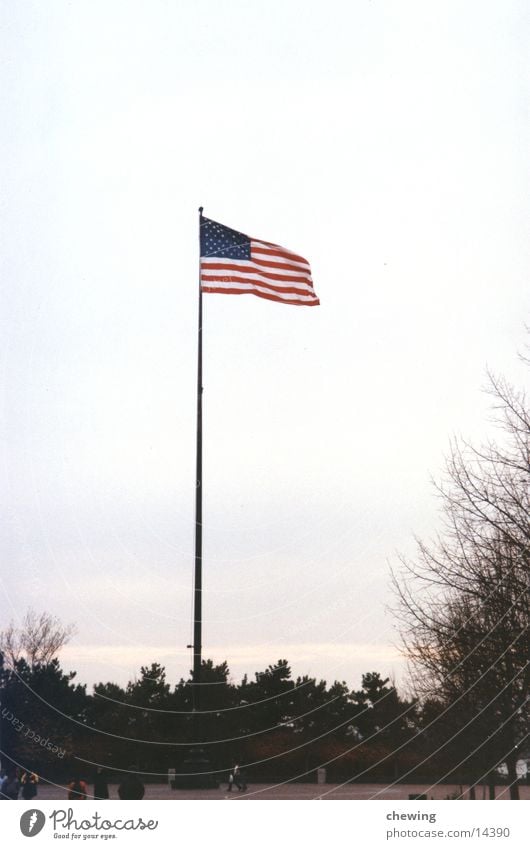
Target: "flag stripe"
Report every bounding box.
[201,265,314,290]
[201,264,312,284]
[251,257,310,272]
[252,241,309,266]
[201,273,318,302]
[253,251,310,271]
[202,285,319,305]
[204,260,311,277]
[201,275,314,297]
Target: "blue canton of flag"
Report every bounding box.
[200,219,251,260]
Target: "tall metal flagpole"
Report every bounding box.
[176,206,217,788]
[175,208,215,789]
[193,207,204,709]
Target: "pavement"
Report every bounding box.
[34,782,530,801]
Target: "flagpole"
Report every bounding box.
[193,207,204,712]
[174,209,215,789]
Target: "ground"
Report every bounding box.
[33,782,530,801]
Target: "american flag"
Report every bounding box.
[200,216,319,306]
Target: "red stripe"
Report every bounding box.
[201,276,314,297]
[250,257,312,274]
[251,244,309,265]
[201,286,319,306]
[201,263,311,285]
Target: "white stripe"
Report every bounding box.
[251,241,311,271]
[202,281,318,302]
[201,259,312,281]
[201,268,315,292]
[252,240,309,260]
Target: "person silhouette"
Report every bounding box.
[68,775,88,800]
[20,772,39,800]
[94,767,109,800]
[118,767,145,800]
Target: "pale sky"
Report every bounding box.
[1,0,529,693]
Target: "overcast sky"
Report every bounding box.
[1,0,529,693]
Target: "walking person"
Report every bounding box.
[227,764,242,792]
[232,764,242,791]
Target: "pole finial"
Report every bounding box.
[199,206,204,216]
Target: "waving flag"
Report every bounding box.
[200,216,319,306]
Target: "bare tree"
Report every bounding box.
[0,609,76,668]
[393,366,529,799]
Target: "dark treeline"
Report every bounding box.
[0,652,521,788]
